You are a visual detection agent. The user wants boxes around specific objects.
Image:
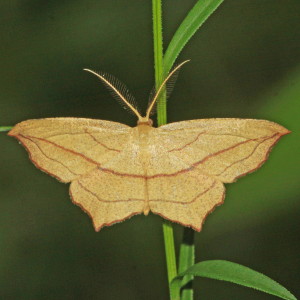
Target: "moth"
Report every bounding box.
[8,61,290,231]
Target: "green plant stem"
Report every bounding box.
[152,0,178,299]
[152,0,167,125]
[162,221,178,286]
[178,228,195,300]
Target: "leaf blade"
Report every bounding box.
[164,0,225,74]
[172,260,297,300]
[0,126,12,132]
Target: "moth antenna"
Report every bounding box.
[84,69,143,120]
[165,63,181,100]
[147,86,157,116]
[147,62,181,116]
[146,60,190,119]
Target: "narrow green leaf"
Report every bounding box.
[178,228,195,300]
[172,260,297,300]
[0,126,12,132]
[164,0,225,74]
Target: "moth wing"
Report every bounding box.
[147,168,225,232]
[70,168,147,231]
[145,118,289,230]
[156,118,290,183]
[70,125,155,231]
[8,117,132,182]
[9,118,148,230]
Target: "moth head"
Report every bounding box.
[137,117,153,126]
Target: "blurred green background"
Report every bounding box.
[0,0,299,299]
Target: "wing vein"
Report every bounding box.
[194,133,279,168]
[77,181,144,203]
[168,131,206,152]
[42,131,128,139]
[149,180,216,204]
[22,135,100,166]
[85,130,121,152]
[19,135,80,176]
[211,135,276,176]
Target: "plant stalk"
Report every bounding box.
[152,0,167,125]
[178,228,195,300]
[152,0,178,299]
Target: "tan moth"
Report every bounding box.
[8,62,290,231]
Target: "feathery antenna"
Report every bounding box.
[84,69,143,121]
[146,60,190,119]
[147,62,182,116]
[84,60,189,123]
